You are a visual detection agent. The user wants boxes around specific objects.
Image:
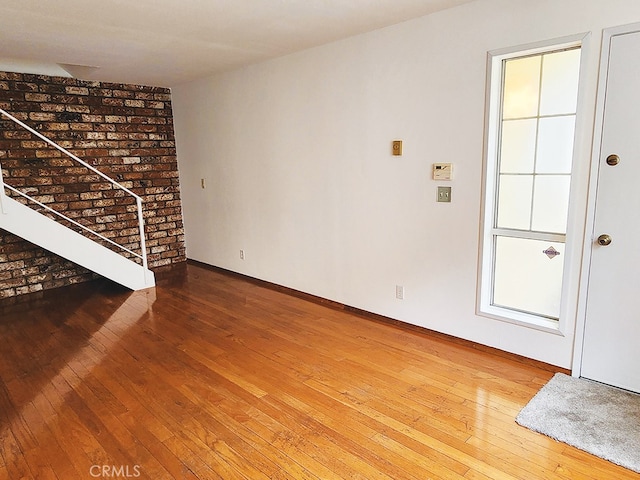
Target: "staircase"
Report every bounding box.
[0,108,155,291]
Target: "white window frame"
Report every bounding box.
[477,35,588,334]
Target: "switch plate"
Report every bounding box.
[433,163,453,180]
[392,140,402,156]
[437,186,451,203]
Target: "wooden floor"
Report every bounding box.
[0,262,636,480]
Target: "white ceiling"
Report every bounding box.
[0,0,476,87]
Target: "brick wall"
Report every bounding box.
[0,72,186,298]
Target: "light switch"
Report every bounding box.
[437,186,451,203]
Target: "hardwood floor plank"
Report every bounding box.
[175,326,474,479]
[161,436,228,480]
[87,330,285,479]
[0,424,35,480]
[304,377,521,480]
[18,399,81,480]
[0,262,635,479]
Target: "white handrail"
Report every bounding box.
[0,108,149,271]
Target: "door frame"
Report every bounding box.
[572,22,640,377]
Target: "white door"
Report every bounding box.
[581,28,640,393]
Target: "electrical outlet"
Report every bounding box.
[395,285,404,300]
[240,249,245,260]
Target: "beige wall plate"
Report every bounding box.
[433,163,452,180]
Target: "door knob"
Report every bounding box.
[597,234,612,246]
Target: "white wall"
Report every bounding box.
[172,0,640,368]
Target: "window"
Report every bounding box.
[479,41,582,330]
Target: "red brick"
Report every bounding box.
[24,93,51,102]
[65,86,89,95]
[40,103,66,112]
[28,112,57,121]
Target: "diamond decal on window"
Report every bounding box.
[543,246,561,259]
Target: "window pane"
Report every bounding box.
[531,175,571,233]
[497,175,533,230]
[536,116,576,174]
[493,236,564,318]
[539,49,581,116]
[500,119,537,173]
[503,56,541,119]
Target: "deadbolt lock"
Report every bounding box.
[606,154,620,166]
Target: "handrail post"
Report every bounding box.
[137,197,149,283]
[0,158,6,214]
